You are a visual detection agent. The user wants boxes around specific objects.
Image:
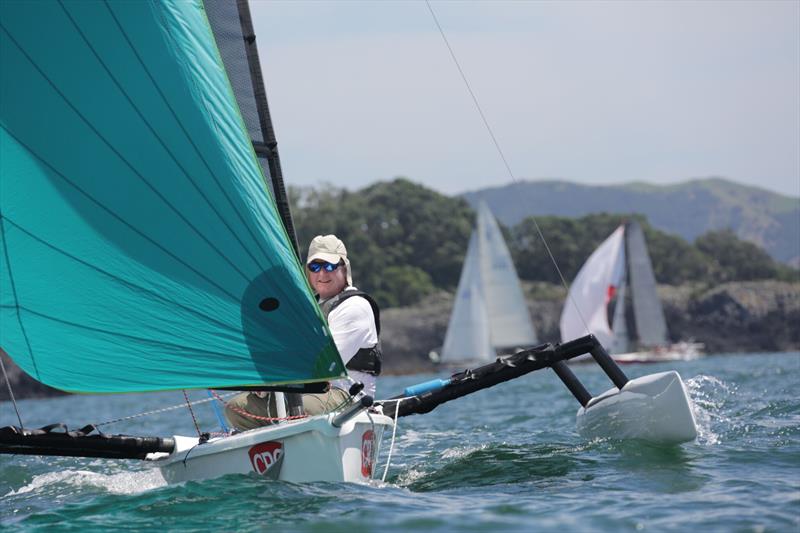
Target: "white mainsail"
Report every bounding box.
[559,225,626,349]
[441,202,537,363]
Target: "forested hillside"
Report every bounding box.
[289,178,797,309]
[463,177,800,266]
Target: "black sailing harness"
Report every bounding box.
[321,289,382,376]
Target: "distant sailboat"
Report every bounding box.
[560,220,703,363]
[440,202,538,364]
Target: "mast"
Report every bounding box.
[205,0,300,257]
[205,0,305,414]
[235,0,300,257]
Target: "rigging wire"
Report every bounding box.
[423,0,591,334]
[91,391,237,428]
[0,353,24,428]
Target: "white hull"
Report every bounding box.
[150,411,393,484]
[612,342,705,364]
[576,371,697,444]
[570,342,704,365]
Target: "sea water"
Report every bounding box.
[1,352,798,532]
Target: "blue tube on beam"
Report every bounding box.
[404,378,451,397]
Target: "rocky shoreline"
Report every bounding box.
[3,280,798,400]
[381,280,800,373]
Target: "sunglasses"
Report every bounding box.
[307,261,342,273]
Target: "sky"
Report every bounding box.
[249,0,800,198]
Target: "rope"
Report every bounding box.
[183,389,202,438]
[0,353,24,427]
[424,0,591,334]
[381,398,402,482]
[210,390,309,423]
[92,391,237,427]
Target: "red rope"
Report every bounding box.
[210,390,308,423]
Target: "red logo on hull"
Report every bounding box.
[361,430,375,478]
[248,441,283,475]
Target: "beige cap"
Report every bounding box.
[306,234,352,286]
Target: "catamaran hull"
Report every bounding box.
[152,411,392,484]
[576,370,697,444]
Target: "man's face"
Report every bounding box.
[307,261,347,300]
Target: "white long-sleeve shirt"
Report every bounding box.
[325,287,379,397]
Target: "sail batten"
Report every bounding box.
[0,0,344,393]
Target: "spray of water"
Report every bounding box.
[686,374,737,445]
[6,467,167,497]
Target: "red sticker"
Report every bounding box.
[248,441,283,475]
[361,430,375,477]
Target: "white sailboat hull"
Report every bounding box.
[151,411,393,484]
[570,342,705,364]
[576,371,697,444]
[612,342,705,363]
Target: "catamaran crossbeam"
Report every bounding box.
[0,335,697,470]
[379,334,698,444]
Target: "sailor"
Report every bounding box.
[224,234,382,431]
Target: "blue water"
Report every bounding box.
[2,352,798,532]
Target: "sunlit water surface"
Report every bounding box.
[2,352,798,532]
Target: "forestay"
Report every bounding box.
[0,0,344,393]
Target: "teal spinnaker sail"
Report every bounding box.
[0,0,345,393]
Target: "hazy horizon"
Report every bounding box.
[250,0,799,199]
[293,174,800,200]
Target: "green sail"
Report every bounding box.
[0,0,345,393]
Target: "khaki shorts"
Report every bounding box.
[224,388,350,431]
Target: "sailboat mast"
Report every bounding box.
[234,0,301,258]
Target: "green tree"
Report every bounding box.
[695,229,781,282]
[509,213,709,285]
[289,178,473,307]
